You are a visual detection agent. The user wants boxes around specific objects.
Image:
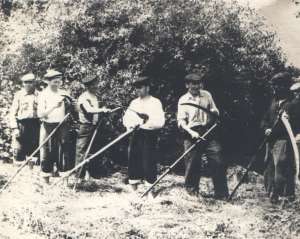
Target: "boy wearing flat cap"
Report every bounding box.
[38,69,73,183]
[9,73,40,164]
[177,72,228,200]
[75,76,111,181]
[262,72,300,203]
[123,76,165,193]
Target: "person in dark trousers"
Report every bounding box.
[75,76,111,182]
[38,69,73,184]
[9,73,40,165]
[123,76,165,196]
[262,72,300,204]
[290,81,300,157]
[177,73,228,200]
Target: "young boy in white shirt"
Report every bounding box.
[123,76,165,192]
[38,69,72,183]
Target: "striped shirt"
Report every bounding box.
[77,91,99,125]
[9,89,39,128]
[177,90,219,128]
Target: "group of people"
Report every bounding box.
[8,68,300,203]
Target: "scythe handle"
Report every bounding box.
[51,127,137,188]
[0,113,71,194]
[141,123,218,198]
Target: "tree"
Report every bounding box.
[0,0,293,165]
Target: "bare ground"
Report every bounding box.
[0,162,300,239]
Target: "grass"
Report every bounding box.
[0,162,300,239]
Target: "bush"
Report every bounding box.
[0,0,295,165]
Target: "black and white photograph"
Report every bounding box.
[1,0,300,238]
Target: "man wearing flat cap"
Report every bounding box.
[123,76,165,196]
[262,72,300,203]
[9,73,40,164]
[38,69,73,183]
[177,72,228,200]
[75,76,111,183]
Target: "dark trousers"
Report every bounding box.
[40,122,72,174]
[13,119,40,162]
[128,129,158,184]
[264,139,295,198]
[184,133,228,197]
[75,124,98,179]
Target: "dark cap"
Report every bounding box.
[271,72,292,86]
[82,75,97,85]
[44,69,62,80]
[132,76,150,87]
[185,73,203,82]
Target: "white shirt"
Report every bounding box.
[38,87,68,123]
[77,91,99,125]
[123,95,165,130]
[9,89,39,128]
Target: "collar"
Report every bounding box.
[21,88,37,96]
[138,95,152,101]
[186,90,203,100]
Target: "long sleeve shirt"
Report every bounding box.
[9,89,39,128]
[37,87,69,123]
[77,91,99,125]
[123,95,165,130]
[261,97,300,140]
[177,90,219,128]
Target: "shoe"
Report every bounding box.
[147,191,155,200]
[122,177,129,185]
[52,170,60,177]
[13,160,24,166]
[186,187,199,197]
[214,194,228,201]
[270,193,279,204]
[42,176,50,184]
[287,195,296,202]
[129,184,138,191]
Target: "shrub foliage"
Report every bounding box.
[0,0,294,164]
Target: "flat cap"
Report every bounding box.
[185,73,203,82]
[132,76,151,87]
[21,73,35,81]
[82,75,97,85]
[44,69,62,79]
[290,82,300,92]
[271,72,292,86]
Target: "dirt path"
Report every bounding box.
[0,162,299,239]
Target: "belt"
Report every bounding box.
[17,118,39,123]
[79,122,96,126]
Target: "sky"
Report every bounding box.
[227,0,300,68]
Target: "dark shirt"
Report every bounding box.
[261,97,300,141]
[261,98,289,141]
[287,96,300,135]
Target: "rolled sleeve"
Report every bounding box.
[207,92,219,115]
[37,93,46,119]
[123,101,143,129]
[177,98,188,128]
